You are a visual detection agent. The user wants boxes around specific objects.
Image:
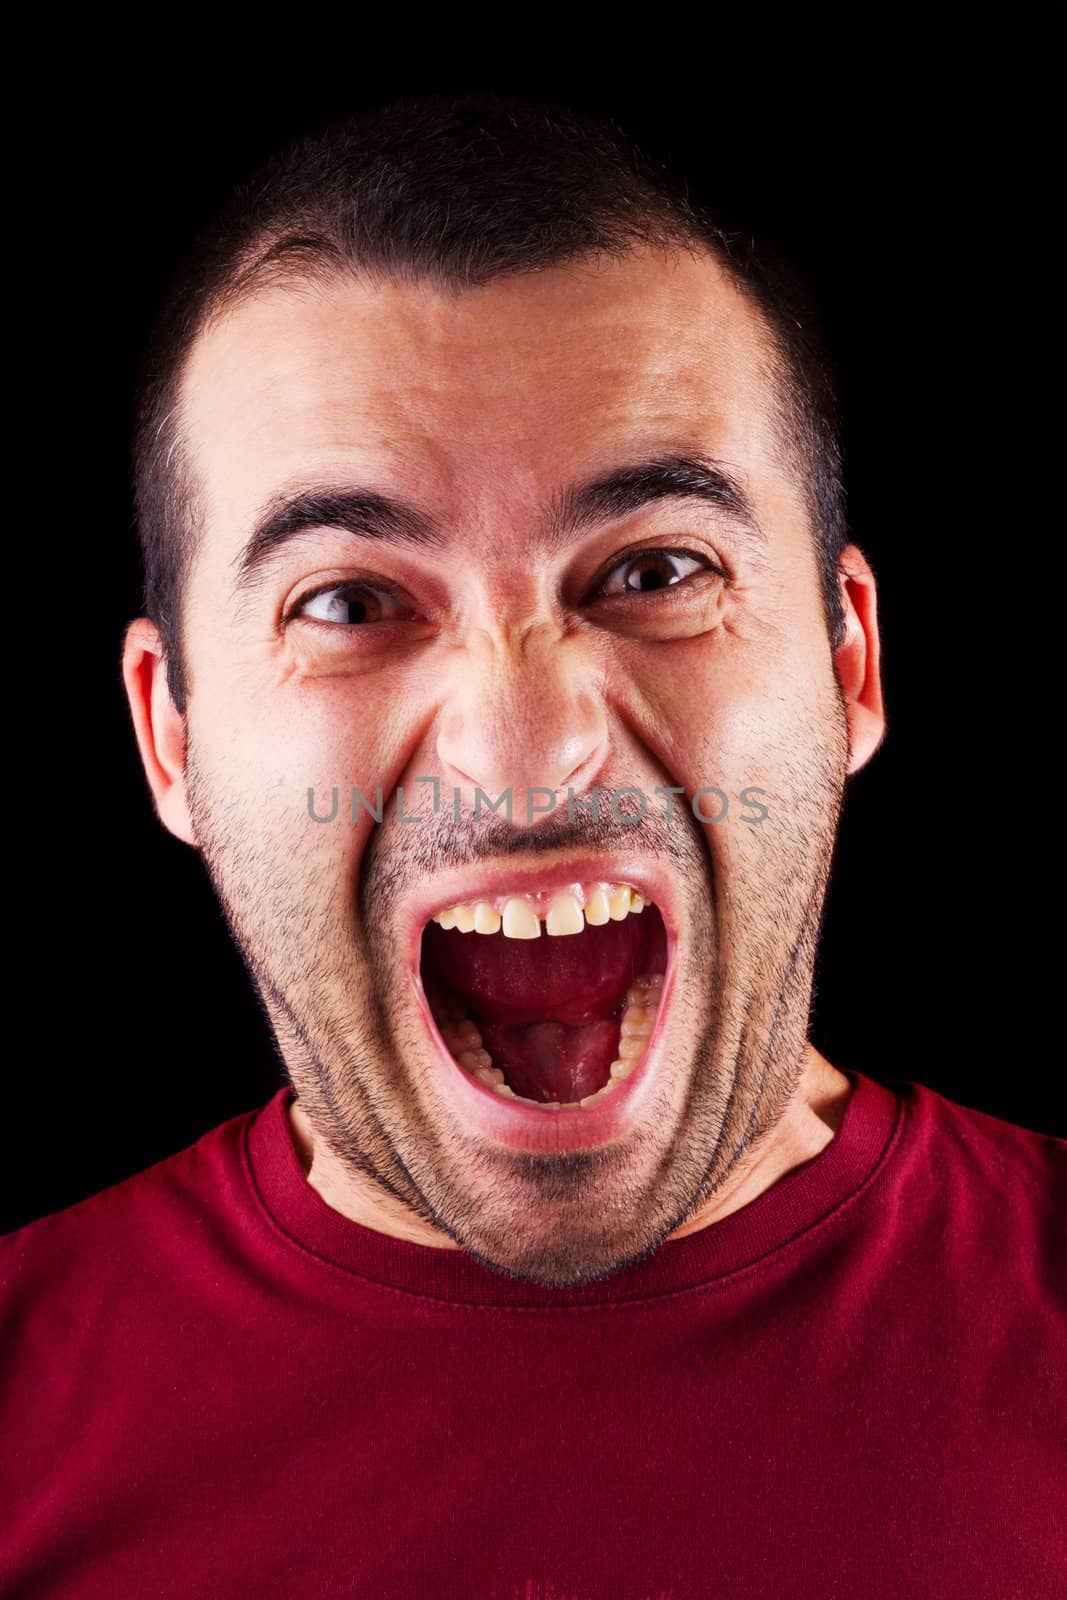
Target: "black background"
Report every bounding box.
[7,51,1059,1235]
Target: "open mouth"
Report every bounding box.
[420,881,669,1111]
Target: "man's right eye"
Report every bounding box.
[289,581,417,626]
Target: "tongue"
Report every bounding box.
[475,1017,621,1104]
[422,908,667,1104]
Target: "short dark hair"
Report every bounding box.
[131,91,848,715]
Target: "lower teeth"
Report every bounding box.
[436,973,664,1110]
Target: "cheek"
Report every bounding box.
[610,631,840,873]
[194,670,448,904]
[609,634,794,795]
[196,667,421,794]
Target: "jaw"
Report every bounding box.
[404,857,682,1154]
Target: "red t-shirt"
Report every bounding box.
[2,1069,1064,1600]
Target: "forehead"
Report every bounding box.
[179,244,785,546]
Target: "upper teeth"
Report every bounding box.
[432,882,647,938]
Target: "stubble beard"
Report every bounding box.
[182,686,850,1289]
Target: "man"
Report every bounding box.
[2,93,1063,1600]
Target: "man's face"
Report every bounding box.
[166,243,858,1287]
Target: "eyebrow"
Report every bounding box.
[230,449,766,601]
[543,451,765,553]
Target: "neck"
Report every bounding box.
[286,1041,853,1251]
[665,1043,851,1241]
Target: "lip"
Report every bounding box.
[404,851,680,1154]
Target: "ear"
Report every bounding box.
[833,543,886,775]
[121,619,198,846]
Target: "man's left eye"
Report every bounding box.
[594,548,714,597]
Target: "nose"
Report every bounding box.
[435,622,610,825]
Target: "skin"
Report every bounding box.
[124,241,885,1288]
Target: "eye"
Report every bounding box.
[592,547,718,598]
[288,580,418,626]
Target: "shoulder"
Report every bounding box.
[894,1075,1064,1191]
[876,1073,1065,1280]
[0,1097,274,1308]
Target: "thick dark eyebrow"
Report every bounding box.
[230,449,765,603]
[540,451,765,553]
[231,486,444,602]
